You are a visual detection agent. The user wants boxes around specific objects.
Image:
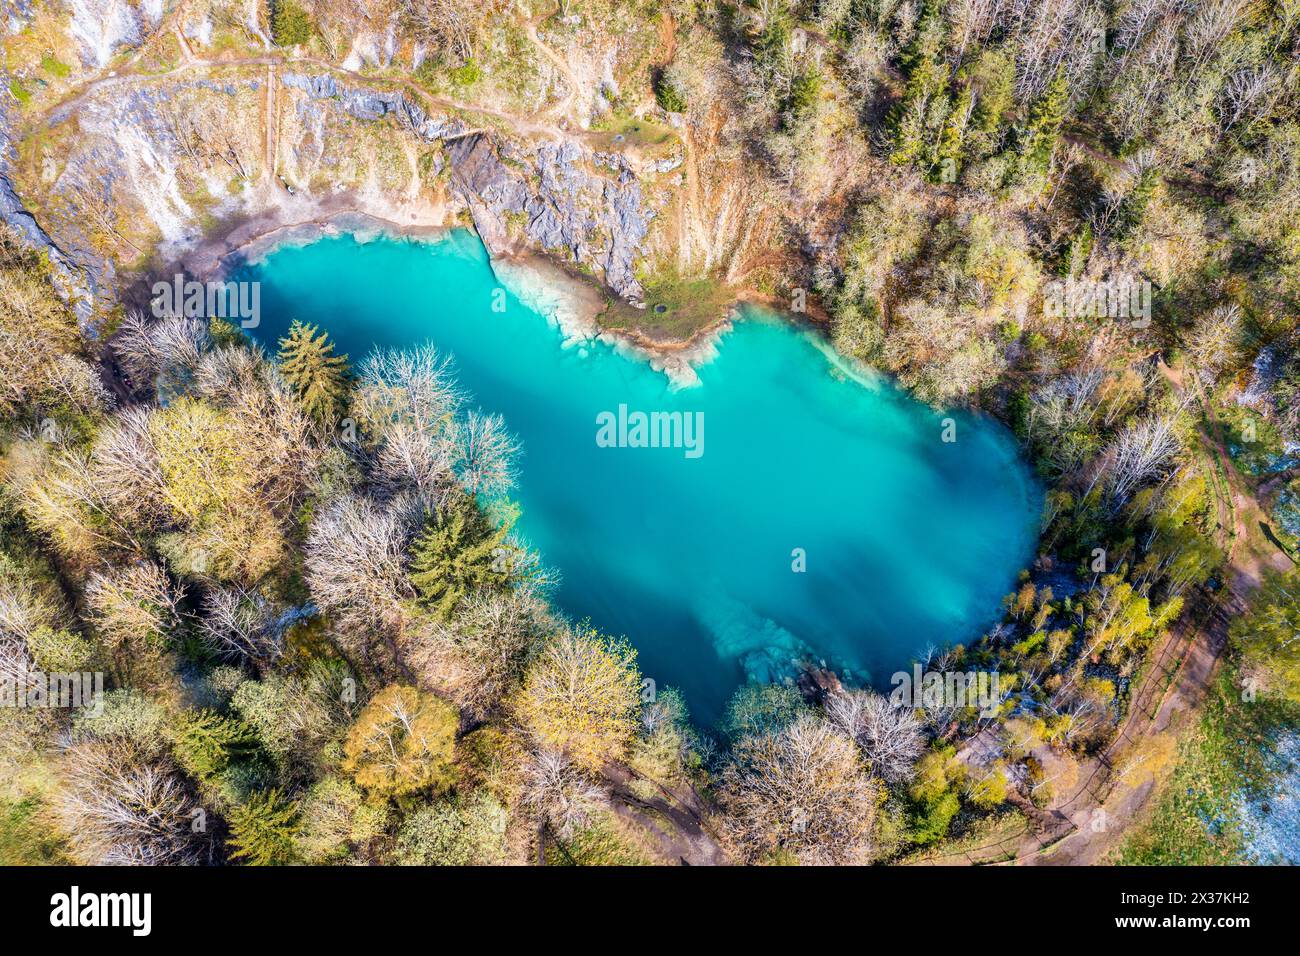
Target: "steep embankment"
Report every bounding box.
[0,3,779,333]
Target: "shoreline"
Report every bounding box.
[169,201,761,385]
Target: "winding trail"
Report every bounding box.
[522,3,580,123]
[39,49,576,146]
[263,62,277,182]
[926,359,1294,866]
[648,10,709,274]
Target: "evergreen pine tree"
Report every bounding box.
[408,493,513,620]
[889,4,949,170]
[1020,68,1069,178]
[276,320,350,426]
[227,789,300,866]
[173,710,260,782]
[933,87,973,182]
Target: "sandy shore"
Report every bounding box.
[176,193,453,281]
[173,197,750,386]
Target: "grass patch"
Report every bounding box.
[543,812,652,866]
[616,270,735,342]
[590,114,676,151]
[39,54,70,79]
[0,796,69,865]
[1113,664,1300,864]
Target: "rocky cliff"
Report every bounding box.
[0,13,677,322]
[0,1,783,335]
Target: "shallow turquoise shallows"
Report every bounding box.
[238,230,1042,725]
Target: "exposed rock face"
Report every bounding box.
[444,132,650,302]
[444,133,528,254]
[284,72,652,302]
[0,111,100,324]
[12,65,656,316]
[67,0,165,68]
[280,73,468,141]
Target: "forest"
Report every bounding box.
[0,0,1298,866]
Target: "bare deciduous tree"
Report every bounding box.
[717,714,881,865]
[84,561,184,647]
[398,0,493,63]
[403,587,546,718]
[113,311,209,390]
[452,410,519,498]
[304,494,413,646]
[57,739,208,865]
[1217,66,1281,132]
[1184,303,1243,384]
[1098,413,1181,508]
[520,748,603,842]
[198,586,282,666]
[825,689,925,784]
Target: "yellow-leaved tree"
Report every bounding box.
[343,685,459,799]
[148,397,284,582]
[514,626,641,772]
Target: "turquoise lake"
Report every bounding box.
[237,230,1042,724]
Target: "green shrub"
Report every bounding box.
[392,792,507,865]
[448,59,482,88]
[655,74,687,113]
[40,55,71,79]
[270,0,314,47]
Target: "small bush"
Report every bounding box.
[654,73,687,113]
[448,59,482,89]
[270,0,314,47]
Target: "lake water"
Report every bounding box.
[238,229,1042,724]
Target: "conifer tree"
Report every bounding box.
[227,789,300,866]
[1118,165,1161,238]
[276,320,350,426]
[1019,68,1069,180]
[934,87,973,182]
[408,493,513,620]
[889,4,949,169]
[173,710,260,782]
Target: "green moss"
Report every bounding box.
[39,55,70,79]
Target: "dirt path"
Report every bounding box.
[647,10,712,275]
[262,63,277,182]
[39,48,576,145]
[522,3,580,123]
[1021,361,1291,863]
[925,359,1293,866]
[601,764,727,865]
